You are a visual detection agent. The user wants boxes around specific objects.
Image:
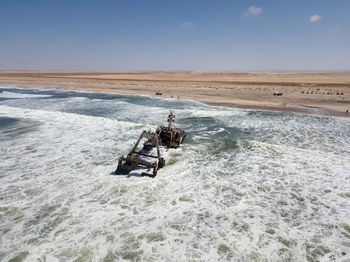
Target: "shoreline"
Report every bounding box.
[2,83,349,118]
[1,70,349,118]
[204,101,350,118]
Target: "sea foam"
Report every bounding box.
[0,86,349,261]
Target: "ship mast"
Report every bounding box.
[167,110,175,128]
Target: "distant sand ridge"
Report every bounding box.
[1,71,349,117]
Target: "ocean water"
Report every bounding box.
[0,86,350,261]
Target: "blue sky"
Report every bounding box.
[0,0,349,70]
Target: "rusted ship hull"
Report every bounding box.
[115,111,186,177]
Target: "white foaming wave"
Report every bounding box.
[0,107,186,260]
[0,105,146,129]
[0,105,152,166]
[0,85,91,94]
[242,139,350,163]
[0,91,53,99]
[0,85,34,90]
[164,108,246,129]
[206,127,226,135]
[0,104,207,260]
[174,138,350,260]
[220,110,350,155]
[0,103,163,260]
[1,89,350,261]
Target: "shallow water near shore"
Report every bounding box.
[1,86,350,261]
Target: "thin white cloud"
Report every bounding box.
[245,6,262,16]
[310,14,322,22]
[180,21,194,27]
[329,26,341,32]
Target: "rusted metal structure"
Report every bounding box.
[155,111,186,148]
[115,131,165,177]
[115,111,186,177]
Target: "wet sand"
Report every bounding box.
[1,71,349,117]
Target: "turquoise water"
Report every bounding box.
[1,86,350,261]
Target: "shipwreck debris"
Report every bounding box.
[115,111,186,177]
[115,131,164,177]
[155,111,186,148]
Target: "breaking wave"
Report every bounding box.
[0,86,350,261]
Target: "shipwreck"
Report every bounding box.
[115,111,186,177]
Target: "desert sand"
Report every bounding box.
[0,71,349,117]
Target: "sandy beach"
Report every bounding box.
[1,70,349,117]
